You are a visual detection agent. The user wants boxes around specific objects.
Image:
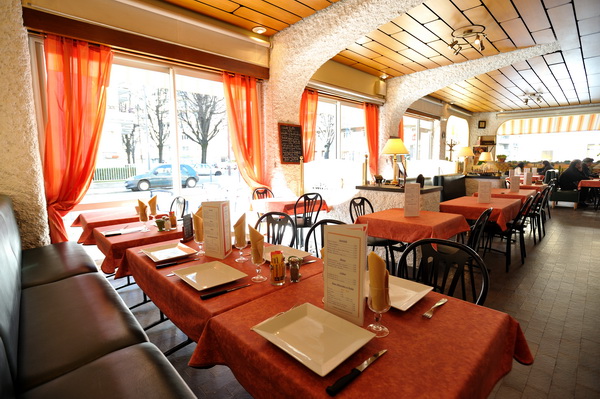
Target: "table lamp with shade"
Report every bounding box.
[457,146,475,174]
[381,137,409,187]
[478,151,495,173]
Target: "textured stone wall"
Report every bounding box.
[0,0,49,248]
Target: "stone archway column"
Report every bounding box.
[381,41,561,173]
[265,0,426,194]
[0,0,49,248]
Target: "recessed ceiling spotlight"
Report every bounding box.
[380,74,388,80]
[252,26,267,34]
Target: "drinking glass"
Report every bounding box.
[251,257,267,283]
[139,212,150,232]
[194,237,205,256]
[234,238,247,263]
[367,289,391,338]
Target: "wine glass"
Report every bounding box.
[139,209,150,232]
[251,256,267,283]
[234,237,247,263]
[367,289,391,338]
[194,236,205,256]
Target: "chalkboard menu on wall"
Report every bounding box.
[278,123,303,164]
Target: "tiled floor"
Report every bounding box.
[82,203,600,398]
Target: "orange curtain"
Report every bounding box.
[222,72,269,190]
[398,116,405,140]
[43,35,113,243]
[363,103,380,176]
[299,89,318,162]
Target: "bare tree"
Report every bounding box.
[145,88,170,163]
[317,113,336,159]
[178,91,225,163]
[122,123,138,164]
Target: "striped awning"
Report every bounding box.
[497,114,600,135]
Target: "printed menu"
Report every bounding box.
[523,172,533,185]
[323,224,367,326]
[202,201,232,259]
[478,181,492,203]
[403,183,421,217]
[510,175,520,192]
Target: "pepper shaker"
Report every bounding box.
[288,256,302,283]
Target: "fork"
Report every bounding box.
[422,298,448,319]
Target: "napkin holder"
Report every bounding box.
[180,214,194,243]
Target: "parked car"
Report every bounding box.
[125,164,199,191]
[193,163,222,176]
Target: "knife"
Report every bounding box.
[200,284,251,300]
[325,349,387,396]
[156,257,198,269]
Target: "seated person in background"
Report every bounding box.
[559,159,588,207]
[514,162,525,175]
[539,160,553,175]
[582,157,598,178]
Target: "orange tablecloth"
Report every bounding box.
[355,209,470,243]
[578,179,600,189]
[190,276,533,399]
[474,188,536,204]
[518,184,547,192]
[251,197,330,215]
[440,196,521,231]
[94,221,183,276]
[71,208,140,245]
[506,175,543,183]
[125,241,323,342]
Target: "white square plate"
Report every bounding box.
[141,242,197,262]
[251,303,374,376]
[263,245,310,262]
[389,275,433,311]
[173,261,248,291]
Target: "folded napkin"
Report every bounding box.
[148,195,158,215]
[233,214,246,247]
[138,200,149,222]
[193,206,204,242]
[368,251,390,311]
[249,225,264,264]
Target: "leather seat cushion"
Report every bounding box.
[18,273,148,391]
[19,343,196,399]
[21,242,98,289]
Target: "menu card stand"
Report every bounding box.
[510,175,520,193]
[524,172,533,185]
[403,183,421,217]
[180,214,194,243]
[323,224,367,326]
[478,181,492,203]
[202,201,232,259]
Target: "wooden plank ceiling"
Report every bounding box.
[160,0,600,113]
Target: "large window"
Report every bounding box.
[86,54,246,214]
[308,97,366,198]
[497,131,600,162]
[402,114,441,161]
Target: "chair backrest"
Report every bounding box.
[527,191,544,215]
[252,187,274,200]
[294,192,323,226]
[513,196,535,226]
[304,219,346,257]
[348,197,375,223]
[254,212,296,248]
[169,196,188,218]
[416,174,425,188]
[543,169,558,183]
[467,207,493,252]
[394,238,490,305]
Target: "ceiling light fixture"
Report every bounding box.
[448,24,488,56]
[522,91,544,105]
[252,26,267,34]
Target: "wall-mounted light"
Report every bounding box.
[448,24,488,56]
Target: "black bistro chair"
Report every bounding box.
[169,196,188,219]
[349,196,406,270]
[394,238,490,305]
[304,219,346,258]
[254,212,296,248]
[252,187,274,200]
[294,192,324,248]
